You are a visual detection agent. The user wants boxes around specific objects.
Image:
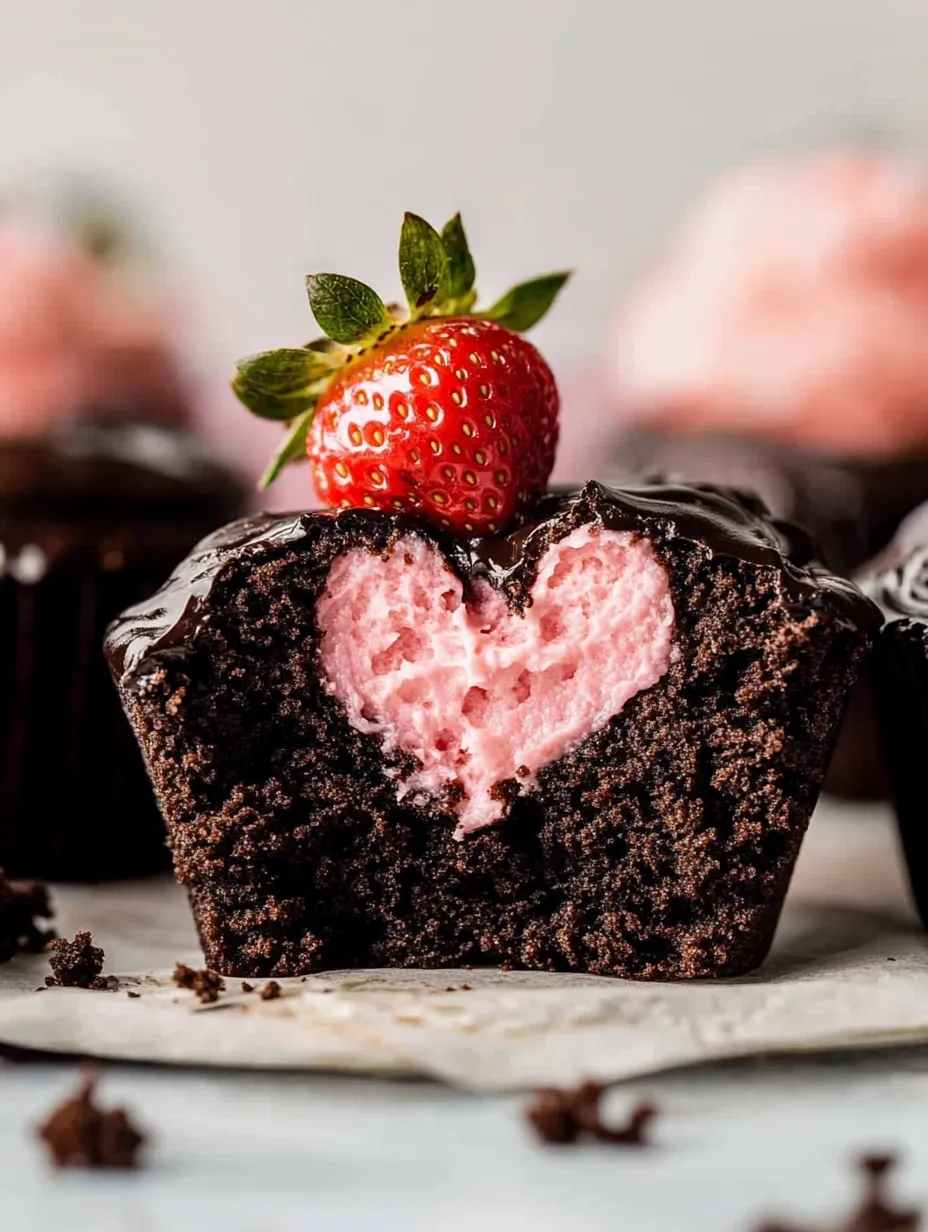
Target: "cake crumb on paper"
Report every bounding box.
[45,932,110,990]
[173,963,225,1004]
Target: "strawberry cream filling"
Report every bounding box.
[318,525,675,836]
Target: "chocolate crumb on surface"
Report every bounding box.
[526,1083,657,1147]
[241,981,255,993]
[753,1154,919,1232]
[260,980,281,1001]
[126,991,140,999]
[45,931,108,990]
[0,870,54,962]
[173,963,225,1004]
[38,1071,146,1169]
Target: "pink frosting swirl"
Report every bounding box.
[614,152,928,457]
[0,223,190,436]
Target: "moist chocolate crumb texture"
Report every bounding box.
[858,501,928,931]
[107,481,877,980]
[0,418,244,880]
[45,930,109,989]
[608,430,902,804]
[107,212,879,980]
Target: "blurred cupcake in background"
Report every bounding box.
[610,150,928,575]
[0,191,245,880]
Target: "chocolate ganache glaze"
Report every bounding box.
[860,502,928,620]
[107,480,880,686]
[608,428,928,576]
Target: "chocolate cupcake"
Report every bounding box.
[107,213,877,978]
[858,504,928,927]
[107,482,877,979]
[0,221,245,878]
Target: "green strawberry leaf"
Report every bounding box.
[306,273,391,345]
[232,348,331,421]
[257,409,314,489]
[441,214,476,299]
[237,347,334,392]
[482,271,571,332]
[233,378,319,422]
[399,212,448,314]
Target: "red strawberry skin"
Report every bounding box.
[308,317,558,534]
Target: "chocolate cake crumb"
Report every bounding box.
[754,1154,919,1231]
[45,932,109,990]
[241,981,255,993]
[0,871,54,962]
[127,991,140,999]
[526,1084,656,1147]
[38,1071,146,1169]
[173,963,225,1003]
[260,980,281,1001]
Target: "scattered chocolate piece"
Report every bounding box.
[0,870,55,962]
[241,981,254,993]
[525,1083,657,1147]
[45,931,109,990]
[172,963,225,1004]
[260,980,281,1001]
[754,1154,919,1231]
[126,991,140,999]
[37,1071,146,1169]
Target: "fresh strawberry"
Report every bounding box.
[309,317,557,533]
[232,213,569,533]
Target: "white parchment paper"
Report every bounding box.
[0,801,925,1092]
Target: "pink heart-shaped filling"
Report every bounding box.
[318,524,675,837]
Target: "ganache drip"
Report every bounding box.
[106,480,881,684]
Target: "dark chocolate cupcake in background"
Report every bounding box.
[858,504,928,928]
[0,221,245,879]
[107,212,880,979]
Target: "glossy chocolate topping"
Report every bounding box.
[608,428,928,576]
[859,500,928,621]
[107,480,880,684]
[0,418,244,525]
